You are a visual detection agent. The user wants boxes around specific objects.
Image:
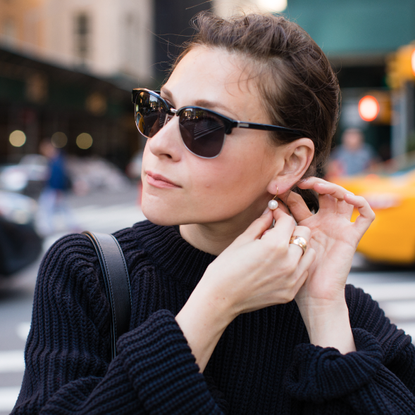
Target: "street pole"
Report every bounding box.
[391,82,415,161]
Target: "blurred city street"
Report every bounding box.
[0,182,414,413]
[0,183,144,414]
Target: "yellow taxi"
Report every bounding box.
[330,153,415,264]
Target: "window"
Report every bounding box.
[74,13,90,62]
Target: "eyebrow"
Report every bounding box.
[160,87,239,120]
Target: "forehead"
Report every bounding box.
[164,46,266,122]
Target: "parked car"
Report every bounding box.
[331,154,415,265]
[0,154,48,198]
[0,190,38,225]
[0,190,42,278]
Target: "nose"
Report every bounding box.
[147,113,183,160]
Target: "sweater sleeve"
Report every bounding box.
[284,285,415,414]
[12,234,224,415]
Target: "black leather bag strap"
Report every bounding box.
[83,231,132,361]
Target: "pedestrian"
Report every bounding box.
[13,12,415,414]
[329,128,379,176]
[37,139,77,235]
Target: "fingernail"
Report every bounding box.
[299,178,308,183]
[346,192,355,197]
[262,207,270,215]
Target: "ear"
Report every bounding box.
[266,138,314,197]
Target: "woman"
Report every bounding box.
[13,12,415,414]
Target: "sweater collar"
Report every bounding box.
[133,220,217,289]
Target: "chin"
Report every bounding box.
[146,216,180,227]
[141,203,182,227]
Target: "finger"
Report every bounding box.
[291,247,316,292]
[318,193,338,213]
[235,209,274,243]
[293,225,311,240]
[261,202,290,237]
[288,226,311,260]
[262,208,297,244]
[288,239,308,261]
[337,198,354,218]
[344,193,375,234]
[299,177,354,201]
[285,191,313,222]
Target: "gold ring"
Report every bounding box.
[289,235,308,255]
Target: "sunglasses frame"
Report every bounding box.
[131,88,305,159]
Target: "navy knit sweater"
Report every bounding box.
[13,220,415,414]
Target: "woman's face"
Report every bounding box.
[141,46,285,227]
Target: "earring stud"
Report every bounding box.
[268,188,279,210]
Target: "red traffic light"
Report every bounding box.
[358,95,380,122]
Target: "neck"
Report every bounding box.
[179,204,266,256]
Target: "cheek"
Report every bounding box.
[195,159,244,191]
[194,154,268,206]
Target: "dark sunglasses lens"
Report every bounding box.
[179,109,226,158]
[134,91,166,138]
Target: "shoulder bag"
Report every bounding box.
[83,231,132,361]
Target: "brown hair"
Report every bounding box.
[175,12,340,211]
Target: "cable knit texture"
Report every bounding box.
[12,220,415,414]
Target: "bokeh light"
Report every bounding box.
[76,132,93,149]
[358,95,380,122]
[51,131,68,148]
[9,130,26,147]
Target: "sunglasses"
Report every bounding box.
[131,88,304,159]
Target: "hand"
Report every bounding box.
[176,207,315,370]
[285,177,375,303]
[284,177,375,353]
[199,207,315,317]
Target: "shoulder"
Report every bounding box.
[40,232,97,271]
[34,223,158,329]
[113,220,183,269]
[37,232,104,298]
[31,232,114,337]
[112,220,161,267]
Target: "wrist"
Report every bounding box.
[297,298,356,354]
[175,284,235,371]
[180,284,235,331]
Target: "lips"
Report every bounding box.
[145,171,180,189]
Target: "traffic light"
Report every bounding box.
[358,91,391,124]
[358,95,379,122]
[386,43,415,89]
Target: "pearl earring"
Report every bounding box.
[268,188,279,210]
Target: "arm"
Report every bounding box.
[13,235,223,415]
[176,207,316,371]
[284,178,415,413]
[286,178,375,354]
[284,286,415,414]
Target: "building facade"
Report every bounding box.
[1,0,154,85]
[1,0,415,165]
